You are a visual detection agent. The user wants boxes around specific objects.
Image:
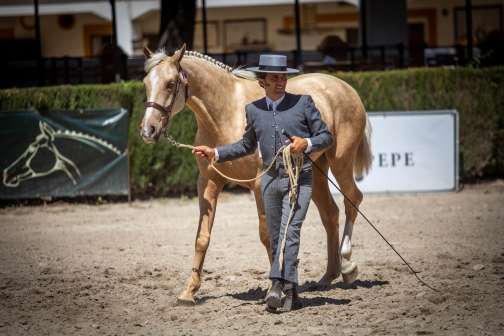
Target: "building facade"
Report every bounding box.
[1,0,502,57]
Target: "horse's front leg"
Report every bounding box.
[177,175,224,306]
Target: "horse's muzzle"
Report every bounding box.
[140,132,160,144]
[140,125,161,144]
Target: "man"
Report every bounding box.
[192,55,333,312]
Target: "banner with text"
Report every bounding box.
[329,110,459,195]
[0,109,128,199]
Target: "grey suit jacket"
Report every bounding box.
[217,93,333,168]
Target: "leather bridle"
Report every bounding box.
[145,65,189,128]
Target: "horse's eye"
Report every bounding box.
[167,81,175,89]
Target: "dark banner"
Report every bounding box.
[0,109,128,199]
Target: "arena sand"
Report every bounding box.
[1,180,503,335]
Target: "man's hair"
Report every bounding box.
[256,72,267,80]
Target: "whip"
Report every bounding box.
[281,129,439,292]
[163,129,439,292]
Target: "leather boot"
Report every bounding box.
[279,285,303,312]
[265,279,283,310]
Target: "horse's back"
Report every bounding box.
[288,73,366,141]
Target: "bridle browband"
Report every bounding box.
[145,65,189,126]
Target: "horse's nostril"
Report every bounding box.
[150,125,156,135]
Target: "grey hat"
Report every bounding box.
[246,55,299,73]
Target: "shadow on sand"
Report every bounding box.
[194,280,388,307]
[300,279,389,292]
[194,286,267,306]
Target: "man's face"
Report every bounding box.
[259,73,288,97]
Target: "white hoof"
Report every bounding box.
[342,266,358,285]
[341,257,357,275]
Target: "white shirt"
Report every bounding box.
[214,94,312,161]
[265,94,285,111]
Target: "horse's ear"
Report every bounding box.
[41,122,55,140]
[39,121,46,135]
[173,43,186,64]
[143,44,153,59]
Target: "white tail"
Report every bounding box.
[354,115,372,178]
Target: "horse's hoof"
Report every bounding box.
[342,266,358,285]
[306,282,327,292]
[176,297,196,306]
[318,271,340,287]
[341,260,357,275]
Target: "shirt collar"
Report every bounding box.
[265,94,285,111]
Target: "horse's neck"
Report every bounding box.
[182,58,262,145]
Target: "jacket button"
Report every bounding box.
[271,146,273,148]
[272,135,274,138]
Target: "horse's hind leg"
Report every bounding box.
[252,179,272,265]
[328,153,363,285]
[178,175,225,306]
[311,154,341,286]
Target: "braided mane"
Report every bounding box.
[54,128,121,155]
[144,49,256,81]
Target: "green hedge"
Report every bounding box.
[336,67,504,179]
[1,67,502,196]
[0,82,198,196]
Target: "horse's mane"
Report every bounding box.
[144,49,257,81]
[53,127,122,155]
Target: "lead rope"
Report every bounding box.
[165,133,439,292]
[164,134,302,273]
[278,146,303,272]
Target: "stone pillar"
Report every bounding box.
[115,1,133,55]
[361,0,407,46]
[359,0,408,68]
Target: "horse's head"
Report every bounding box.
[140,43,188,144]
[3,121,55,187]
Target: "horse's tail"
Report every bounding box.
[354,114,372,179]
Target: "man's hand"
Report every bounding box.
[285,136,308,154]
[192,146,215,160]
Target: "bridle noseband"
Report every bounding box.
[145,65,189,126]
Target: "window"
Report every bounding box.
[223,19,267,52]
[193,21,219,50]
[346,28,359,46]
[454,5,503,44]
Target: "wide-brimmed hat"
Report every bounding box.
[246,55,299,73]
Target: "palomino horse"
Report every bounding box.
[140,44,372,305]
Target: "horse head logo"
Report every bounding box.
[3,121,121,188]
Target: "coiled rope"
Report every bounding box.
[164,131,439,292]
[165,134,302,272]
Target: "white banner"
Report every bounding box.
[329,110,459,195]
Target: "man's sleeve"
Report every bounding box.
[304,95,333,153]
[215,109,257,163]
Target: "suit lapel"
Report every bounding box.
[252,97,269,111]
[276,92,301,111]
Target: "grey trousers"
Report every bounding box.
[261,164,313,284]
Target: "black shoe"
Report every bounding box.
[279,287,303,312]
[265,280,283,309]
[264,303,277,313]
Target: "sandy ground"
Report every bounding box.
[0,180,503,336]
